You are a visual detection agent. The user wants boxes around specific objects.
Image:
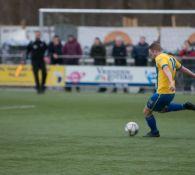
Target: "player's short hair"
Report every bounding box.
[149,42,162,51]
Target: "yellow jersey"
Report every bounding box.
[155,53,182,94]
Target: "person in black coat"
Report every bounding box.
[48,35,63,65]
[90,37,107,92]
[90,37,106,65]
[112,38,127,66]
[111,38,128,93]
[132,36,149,66]
[26,31,47,94]
[132,37,149,93]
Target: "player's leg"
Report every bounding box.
[161,102,195,113]
[40,62,47,93]
[143,107,160,137]
[32,64,40,93]
[143,93,160,137]
[164,103,184,112]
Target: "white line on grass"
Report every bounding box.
[0,105,35,110]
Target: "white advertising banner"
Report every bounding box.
[65,66,156,86]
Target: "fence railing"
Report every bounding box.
[0,53,194,65]
[0,54,147,65]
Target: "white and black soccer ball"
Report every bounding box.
[125,122,139,136]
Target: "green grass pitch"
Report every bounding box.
[0,89,195,175]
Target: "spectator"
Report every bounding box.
[112,37,127,66]
[132,36,149,66]
[111,37,128,93]
[62,35,82,65]
[179,40,195,91]
[63,35,82,92]
[48,35,63,65]
[179,40,195,57]
[90,37,107,93]
[90,37,106,65]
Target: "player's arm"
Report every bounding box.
[180,66,195,78]
[26,42,32,56]
[24,42,33,63]
[163,65,175,91]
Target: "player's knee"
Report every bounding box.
[143,108,152,117]
[143,108,147,115]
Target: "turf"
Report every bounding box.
[0,89,195,175]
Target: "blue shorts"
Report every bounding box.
[147,93,175,112]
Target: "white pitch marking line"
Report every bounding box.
[0,105,35,110]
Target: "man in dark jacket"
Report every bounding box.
[112,38,127,66]
[26,31,47,94]
[132,37,149,93]
[90,37,106,65]
[62,35,82,65]
[112,38,128,93]
[90,37,107,92]
[48,35,63,65]
[132,36,149,66]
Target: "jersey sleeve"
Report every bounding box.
[175,58,182,70]
[156,57,169,69]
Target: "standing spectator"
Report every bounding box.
[132,36,149,93]
[48,35,63,65]
[178,40,195,57]
[63,35,82,92]
[90,37,106,65]
[62,35,82,65]
[90,37,107,92]
[112,37,127,66]
[26,31,47,94]
[179,40,195,91]
[132,36,149,66]
[112,38,128,93]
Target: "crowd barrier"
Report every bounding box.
[0,65,64,87]
[0,65,156,88]
[0,56,195,91]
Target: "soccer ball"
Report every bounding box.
[125,122,139,136]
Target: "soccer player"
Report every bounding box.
[143,42,195,137]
